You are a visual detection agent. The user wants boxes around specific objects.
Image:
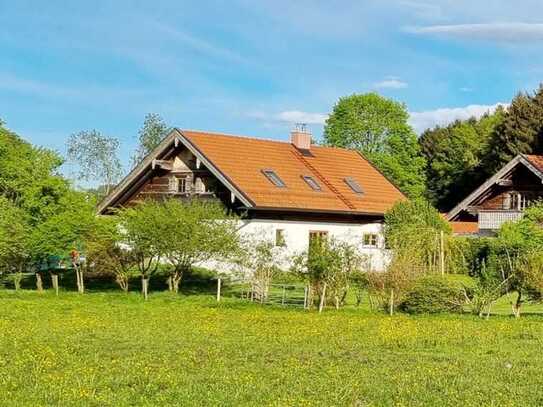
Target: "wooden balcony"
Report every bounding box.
[478,210,522,230]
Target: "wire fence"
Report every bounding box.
[222,280,309,308]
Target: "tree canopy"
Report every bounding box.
[0,122,96,274]
[66,130,123,196]
[323,93,426,198]
[483,87,543,175]
[132,113,170,166]
[419,109,505,210]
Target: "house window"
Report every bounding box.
[309,230,328,245]
[363,233,378,247]
[169,176,188,193]
[168,176,179,192]
[505,192,529,210]
[178,178,188,193]
[262,169,286,188]
[344,177,364,194]
[275,229,286,247]
[302,175,321,191]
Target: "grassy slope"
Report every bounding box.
[1,291,543,406]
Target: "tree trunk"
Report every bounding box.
[167,275,173,292]
[511,291,522,318]
[36,272,43,292]
[172,271,182,294]
[14,273,22,291]
[142,276,149,300]
[75,267,85,294]
[51,273,59,296]
[115,274,129,293]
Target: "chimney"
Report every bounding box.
[290,123,311,150]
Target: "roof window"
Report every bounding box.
[344,177,364,194]
[262,169,286,188]
[302,175,321,191]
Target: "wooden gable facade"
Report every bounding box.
[447,154,543,233]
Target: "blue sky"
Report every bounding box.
[2,0,543,172]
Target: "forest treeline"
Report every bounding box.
[420,85,543,211]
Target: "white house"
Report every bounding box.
[97,128,407,271]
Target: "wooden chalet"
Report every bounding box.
[447,154,543,235]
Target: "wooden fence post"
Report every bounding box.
[52,274,59,296]
[389,288,394,316]
[318,283,327,313]
[303,285,308,309]
[440,230,445,276]
[281,285,286,305]
[216,278,221,302]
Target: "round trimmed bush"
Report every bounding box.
[399,275,465,314]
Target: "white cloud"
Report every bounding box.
[249,110,328,125]
[251,103,509,134]
[404,23,543,43]
[409,102,508,133]
[374,77,408,89]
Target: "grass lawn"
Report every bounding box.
[1,290,543,406]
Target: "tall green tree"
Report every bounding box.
[0,197,31,289]
[323,93,426,198]
[484,86,543,175]
[67,130,123,196]
[419,109,504,210]
[132,113,170,166]
[0,124,67,223]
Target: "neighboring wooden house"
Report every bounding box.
[447,154,543,235]
[98,128,406,270]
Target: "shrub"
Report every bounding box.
[399,275,465,314]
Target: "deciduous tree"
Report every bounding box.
[67,130,123,196]
[419,109,504,210]
[323,93,426,198]
[132,113,170,167]
[155,199,241,294]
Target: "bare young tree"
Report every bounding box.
[67,130,123,196]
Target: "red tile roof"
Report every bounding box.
[524,155,543,173]
[180,130,406,215]
[450,221,478,235]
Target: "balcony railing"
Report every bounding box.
[478,210,523,230]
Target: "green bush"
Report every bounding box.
[399,275,465,314]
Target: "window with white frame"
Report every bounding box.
[363,233,378,247]
[275,229,286,247]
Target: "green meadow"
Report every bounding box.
[1,290,543,406]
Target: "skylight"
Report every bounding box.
[262,169,286,188]
[302,175,321,191]
[344,177,364,194]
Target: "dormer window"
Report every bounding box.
[344,177,363,194]
[262,169,286,188]
[302,175,321,191]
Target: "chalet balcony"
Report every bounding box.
[478,210,523,231]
